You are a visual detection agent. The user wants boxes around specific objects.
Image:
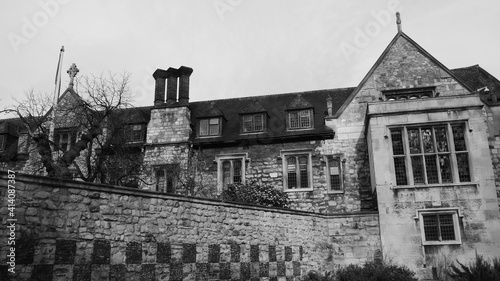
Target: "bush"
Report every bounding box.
[303,261,418,281]
[448,254,500,281]
[336,261,418,281]
[220,181,291,208]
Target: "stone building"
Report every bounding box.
[1,15,500,278]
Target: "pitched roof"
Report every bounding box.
[333,31,474,118]
[189,87,354,146]
[114,106,152,124]
[451,64,500,103]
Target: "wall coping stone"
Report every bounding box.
[0,171,378,218]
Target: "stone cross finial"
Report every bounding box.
[396,12,402,33]
[67,63,79,88]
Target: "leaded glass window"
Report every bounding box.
[242,113,265,133]
[288,109,313,130]
[283,153,311,189]
[220,158,245,189]
[423,214,456,241]
[390,123,471,186]
[326,156,343,191]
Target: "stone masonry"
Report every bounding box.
[0,172,381,280]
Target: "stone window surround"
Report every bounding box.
[216,153,247,192]
[281,149,313,192]
[382,86,436,101]
[323,154,344,193]
[286,108,314,131]
[389,121,473,187]
[414,207,463,246]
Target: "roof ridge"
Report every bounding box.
[190,87,356,104]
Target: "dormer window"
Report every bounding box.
[242,113,265,133]
[199,117,221,137]
[288,109,313,130]
[125,124,145,142]
[383,86,436,101]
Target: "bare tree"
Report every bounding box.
[3,71,142,184]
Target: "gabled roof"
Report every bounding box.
[451,64,500,103]
[189,87,354,146]
[333,31,474,118]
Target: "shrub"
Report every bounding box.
[302,270,334,281]
[302,261,418,281]
[448,254,500,281]
[336,261,418,281]
[220,181,291,208]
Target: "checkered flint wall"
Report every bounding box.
[2,238,303,281]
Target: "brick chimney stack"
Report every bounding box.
[165,68,179,105]
[178,66,194,105]
[152,66,193,106]
[153,69,168,106]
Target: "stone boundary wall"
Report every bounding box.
[0,172,381,280]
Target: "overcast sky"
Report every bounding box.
[1,0,499,116]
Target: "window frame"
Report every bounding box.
[414,208,462,245]
[241,113,266,134]
[54,129,78,152]
[199,117,222,137]
[0,135,5,151]
[154,164,179,193]
[216,153,247,192]
[389,122,473,187]
[287,108,313,130]
[324,154,344,193]
[124,124,145,143]
[281,150,313,192]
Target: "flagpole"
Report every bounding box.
[53,46,64,105]
[49,46,64,148]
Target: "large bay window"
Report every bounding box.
[390,123,471,186]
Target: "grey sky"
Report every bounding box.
[1,0,499,115]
